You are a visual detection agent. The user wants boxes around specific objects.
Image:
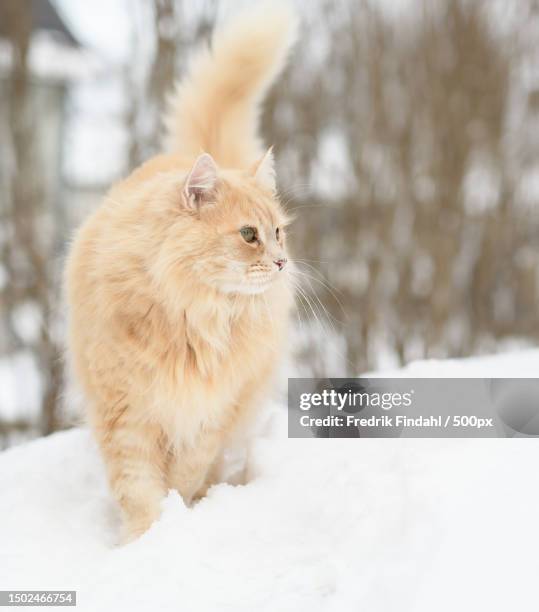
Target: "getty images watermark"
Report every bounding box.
[288,378,539,438]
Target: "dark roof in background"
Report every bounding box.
[0,0,80,48]
[32,0,80,47]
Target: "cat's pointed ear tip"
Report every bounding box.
[196,152,218,167]
[187,152,218,182]
[182,152,218,212]
[259,146,275,164]
[251,147,277,192]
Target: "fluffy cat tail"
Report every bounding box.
[164,2,297,168]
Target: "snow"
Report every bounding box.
[366,347,539,377]
[1,350,539,611]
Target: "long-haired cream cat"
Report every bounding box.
[65,4,297,541]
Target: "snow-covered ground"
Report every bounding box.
[1,351,538,611]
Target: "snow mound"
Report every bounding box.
[1,351,539,611]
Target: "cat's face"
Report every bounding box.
[156,152,291,296]
[204,185,290,295]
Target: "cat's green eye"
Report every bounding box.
[240,226,257,243]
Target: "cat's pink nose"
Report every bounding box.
[273,258,287,271]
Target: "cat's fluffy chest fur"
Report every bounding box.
[138,282,291,444]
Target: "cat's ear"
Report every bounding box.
[182,153,218,211]
[251,147,276,193]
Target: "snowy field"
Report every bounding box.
[1,351,538,611]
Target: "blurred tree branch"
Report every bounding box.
[2,0,62,437]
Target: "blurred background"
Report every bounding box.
[1,0,538,448]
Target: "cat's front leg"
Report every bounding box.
[95,412,168,543]
[190,453,224,502]
[167,428,224,505]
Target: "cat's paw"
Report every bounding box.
[120,511,160,545]
[190,482,211,504]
